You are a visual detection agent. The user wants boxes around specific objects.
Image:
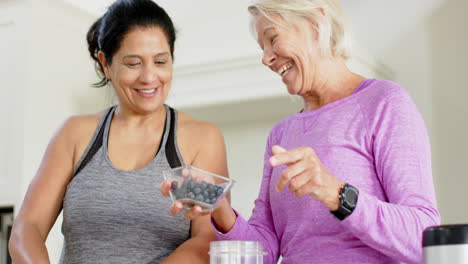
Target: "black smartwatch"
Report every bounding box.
[331,183,359,221]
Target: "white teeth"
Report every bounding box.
[138,89,155,94]
[278,63,293,76]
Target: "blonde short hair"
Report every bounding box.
[248,0,351,59]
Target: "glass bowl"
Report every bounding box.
[163,165,235,211]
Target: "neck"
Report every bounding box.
[113,104,166,128]
[301,58,365,112]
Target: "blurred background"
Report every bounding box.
[0,0,467,262]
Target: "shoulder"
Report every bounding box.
[356,80,425,133]
[62,113,102,131]
[177,111,223,142]
[175,110,225,164]
[356,79,417,116]
[59,110,106,140]
[58,108,110,165]
[176,110,227,175]
[357,79,413,104]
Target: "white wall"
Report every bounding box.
[0,0,29,208]
[429,0,468,224]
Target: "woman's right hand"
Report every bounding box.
[160,180,236,232]
[160,180,205,219]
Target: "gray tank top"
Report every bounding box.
[59,105,190,264]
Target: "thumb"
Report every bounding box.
[160,180,172,196]
[272,145,287,155]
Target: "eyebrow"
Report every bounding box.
[123,52,170,59]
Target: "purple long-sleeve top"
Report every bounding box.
[214,79,440,264]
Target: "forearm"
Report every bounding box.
[161,236,214,264]
[9,221,50,264]
[342,191,440,264]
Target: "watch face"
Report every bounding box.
[344,188,358,205]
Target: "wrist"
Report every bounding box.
[211,199,236,233]
[330,183,359,221]
[323,181,345,211]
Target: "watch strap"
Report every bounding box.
[331,183,359,221]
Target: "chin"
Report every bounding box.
[136,102,163,114]
[286,85,301,95]
[147,104,165,112]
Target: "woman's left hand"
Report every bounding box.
[269,145,345,211]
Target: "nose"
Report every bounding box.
[140,64,158,84]
[262,48,277,67]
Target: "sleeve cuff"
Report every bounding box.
[340,190,376,237]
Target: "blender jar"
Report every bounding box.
[209,241,267,264]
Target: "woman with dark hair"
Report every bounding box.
[8,0,227,263]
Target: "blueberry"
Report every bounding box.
[186,179,195,190]
[171,181,178,191]
[181,180,189,192]
[187,192,195,199]
[182,179,226,206]
[172,189,181,199]
[195,194,204,202]
[193,187,202,195]
[215,186,223,196]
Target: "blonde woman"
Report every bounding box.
[162,0,440,263]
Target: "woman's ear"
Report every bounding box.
[302,16,320,42]
[320,8,326,16]
[97,51,110,79]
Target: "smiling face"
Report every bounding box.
[255,13,326,96]
[99,26,173,114]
